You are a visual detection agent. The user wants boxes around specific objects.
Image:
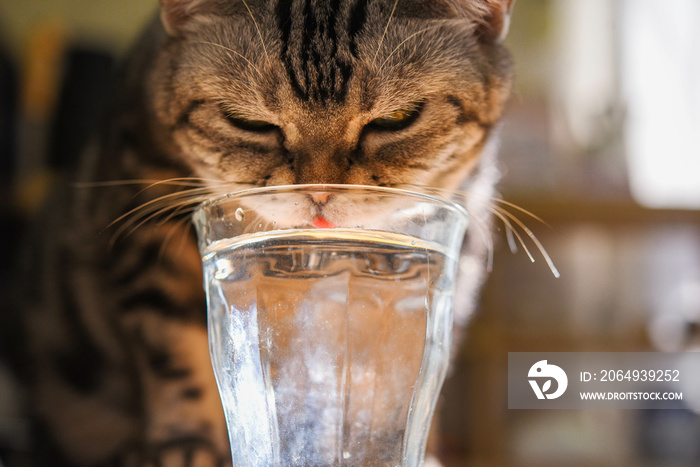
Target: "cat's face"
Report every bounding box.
[150,0,513,224]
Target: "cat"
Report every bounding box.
[10,0,514,465]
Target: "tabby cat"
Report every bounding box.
[13,0,514,465]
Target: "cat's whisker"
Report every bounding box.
[153,184,238,226]
[131,189,213,223]
[138,177,211,187]
[109,187,215,230]
[74,178,217,189]
[504,224,518,254]
[106,176,252,243]
[155,200,195,226]
[482,202,536,263]
[493,204,560,278]
[135,178,248,197]
[132,179,209,199]
[205,181,259,197]
[106,187,216,247]
[490,196,552,228]
[239,0,270,66]
[372,0,399,65]
[112,194,211,247]
[124,179,250,220]
[400,184,559,278]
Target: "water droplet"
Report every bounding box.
[234,208,245,221]
[226,193,232,198]
[411,240,416,245]
[294,202,299,206]
[343,451,351,460]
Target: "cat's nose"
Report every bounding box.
[310,192,330,205]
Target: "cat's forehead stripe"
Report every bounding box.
[276,0,362,103]
[347,0,370,58]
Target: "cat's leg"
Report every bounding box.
[122,312,230,466]
[114,224,231,466]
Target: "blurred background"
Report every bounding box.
[0,0,699,466]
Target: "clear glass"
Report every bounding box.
[192,184,468,467]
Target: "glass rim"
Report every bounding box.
[194,183,468,218]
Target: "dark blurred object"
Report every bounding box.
[0,31,20,371]
[48,46,115,171]
[0,43,116,467]
[0,42,17,179]
[0,32,27,467]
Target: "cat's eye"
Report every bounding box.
[368,103,423,132]
[223,111,277,133]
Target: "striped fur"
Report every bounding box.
[15,1,514,465]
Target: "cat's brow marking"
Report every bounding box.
[193,41,263,78]
[377,25,440,75]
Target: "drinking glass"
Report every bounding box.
[192,184,468,466]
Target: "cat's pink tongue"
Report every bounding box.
[313,216,335,228]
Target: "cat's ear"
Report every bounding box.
[401,0,515,43]
[159,0,213,36]
[477,0,515,42]
[440,0,515,42]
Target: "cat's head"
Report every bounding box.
[148,0,514,224]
